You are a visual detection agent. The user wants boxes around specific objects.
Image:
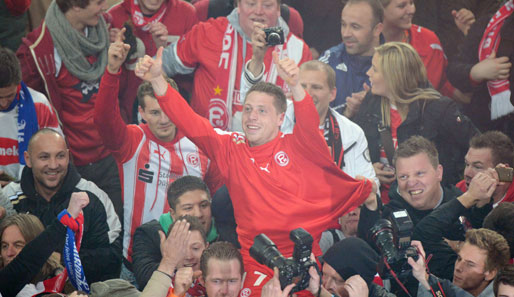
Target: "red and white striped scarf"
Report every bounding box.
[130,0,167,32]
[478,0,514,120]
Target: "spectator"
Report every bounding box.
[132,176,235,289]
[2,128,122,284]
[16,0,136,219]
[281,60,378,184]
[0,192,88,296]
[318,0,383,116]
[94,31,221,282]
[319,237,393,297]
[319,207,361,254]
[458,131,514,206]
[410,229,510,297]
[140,240,242,297]
[107,0,198,57]
[136,47,373,296]
[193,0,303,38]
[358,136,482,281]
[379,0,458,100]
[411,168,498,284]
[447,0,514,141]
[161,0,312,131]
[353,42,477,192]
[494,265,514,297]
[0,46,61,185]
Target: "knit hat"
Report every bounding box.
[321,237,379,285]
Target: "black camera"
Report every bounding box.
[368,210,419,280]
[263,27,285,46]
[250,228,316,292]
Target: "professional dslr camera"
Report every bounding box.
[250,228,316,293]
[368,210,419,281]
[263,27,285,46]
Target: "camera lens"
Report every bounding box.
[267,33,281,45]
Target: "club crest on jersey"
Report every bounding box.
[186,153,200,167]
[274,151,290,167]
[209,98,228,130]
[231,133,246,145]
[240,288,251,297]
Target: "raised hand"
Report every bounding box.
[452,8,475,36]
[248,22,268,76]
[149,22,169,49]
[174,266,194,297]
[272,51,299,87]
[465,171,497,207]
[67,192,90,218]
[344,83,369,118]
[107,27,131,74]
[135,47,164,83]
[158,219,191,275]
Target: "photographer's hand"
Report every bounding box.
[343,275,368,297]
[261,267,295,297]
[408,240,430,290]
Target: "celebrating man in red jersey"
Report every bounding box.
[135,47,374,296]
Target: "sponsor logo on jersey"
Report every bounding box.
[0,138,19,165]
[274,151,289,167]
[138,163,154,183]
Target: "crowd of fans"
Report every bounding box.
[0,0,513,296]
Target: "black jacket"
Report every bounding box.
[358,183,466,281]
[447,13,514,139]
[10,165,122,284]
[412,197,492,281]
[0,218,66,297]
[353,93,478,186]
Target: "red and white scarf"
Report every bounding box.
[131,0,167,32]
[478,0,514,120]
[208,24,287,131]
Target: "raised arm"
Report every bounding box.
[134,48,226,162]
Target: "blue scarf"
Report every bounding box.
[3,82,38,165]
[58,209,90,293]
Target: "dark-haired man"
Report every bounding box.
[135,48,373,296]
[2,128,122,283]
[94,32,221,282]
[0,46,60,186]
[318,0,383,117]
[132,176,234,289]
[458,131,514,205]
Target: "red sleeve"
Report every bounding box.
[156,84,226,163]
[176,20,221,69]
[94,68,142,162]
[4,0,31,16]
[34,102,60,131]
[193,0,209,22]
[287,6,304,38]
[182,1,200,32]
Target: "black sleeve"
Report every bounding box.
[447,16,490,92]
[412,199,467,280]
[132,222,163,289]
[0,218,66,297]
[79,193,122,283]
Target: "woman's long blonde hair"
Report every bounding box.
[375,42,440,126]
